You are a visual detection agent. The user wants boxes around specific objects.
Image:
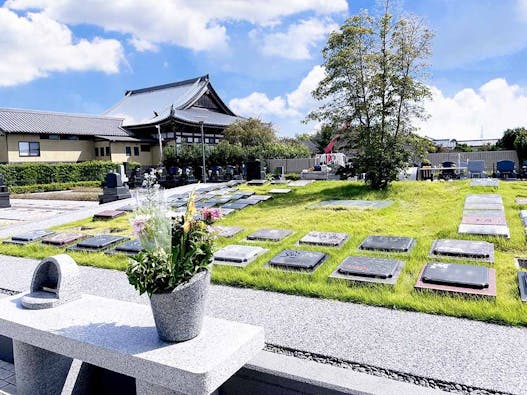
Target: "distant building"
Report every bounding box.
[428,137,498,152]
[0,75,242,165]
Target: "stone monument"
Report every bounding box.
[99,171,132,204]
[0,173,10,208]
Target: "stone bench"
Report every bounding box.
[0,294,264,395]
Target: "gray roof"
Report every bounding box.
[0,108,128,136]
[104,75,241,127]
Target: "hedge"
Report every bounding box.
[9,181,101,194]
[0,161,117,186]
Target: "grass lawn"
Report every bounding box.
[2,180,527,325]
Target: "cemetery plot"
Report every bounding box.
[106,239,142,256]
[330,256,404,285]
[462,210,506,217]
[267,250,326,271]
[463,203,504,211]
[358,235,416,253]
[212,226,244,238]
[299,231,348,247]
[269,188,292,194]
[169,201,187,208]
[219,208,235,216]
[41,232,87,246]
[459,193,509,238]
[470,179,499,187]
[288,180,314,187]
[415,262,496,297]
[465,194,502,204]
[195,201,217,209]
[213,245,268,267]
[247,179,268,185]
[236,199,260,205]
[247,195,272,201]
[518,272,527,302]
[117,204,136,212]
[461,216,506,225]
[458,224,510,238]
[429,239,494,262]
[68,235,127,252]
[515,198,527,205]
[4,229,55,245]
[93,210,126,220]
[311,200,393,209]
[247,229,293,242]
[231,191,255,199]
[514,257,527,270]
[221,202,249,210]
[207,197,232,205]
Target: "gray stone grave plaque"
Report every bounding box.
[195,201,216,209]
[288,180,314,187]
[429,239,494,262]
[6,230,55,245]
[268,250,326,271]
[461,216,506,225]
[330,256,404,285]
[470,179,499,187]
[311,200,393,209]
[248,195,272,201]
[69,235,126,252]
[213,245,268,267]
[463,202,503,210]
[271,179,288,184]
[458,223,510,238]
[520,210,527,220]
[213,226,244,238]
[247,229,293,242]
[117,204,136,212]
[421,262,489,289]
[299,231,348,247]
[358,235,416,252]
[465,194,502,204]
[518,272,527,302]
[231,191,255,198]
[269,188,291,194]
[247,179,268,185]
[219,208,235,216]
[93,210,126,220]
[42,232,87,246]
[236,198,260,205]
[106,239,142,255]
[463,210,505,217]
[516,198,527,205]
[222,202,249,210]
[208,197,231,205]
[169,200,187,208]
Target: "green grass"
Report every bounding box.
[2,180,527,325]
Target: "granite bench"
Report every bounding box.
[0,294,264,395]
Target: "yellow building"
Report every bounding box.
[0,75,241,165]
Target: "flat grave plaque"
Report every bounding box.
[465,194,502,204]
[106,239,143,255]
[516,198,527,205]
[463,202,503,211]
[299,231,348,247]
[42,232,87,246]
[169,201,187,208]
[6,229,55,244]
[336,256,400,279]
[247,179,268,185]
[461,216,506,225]
[520,210,527,219]
[207,197,232,205]
[271,179,288,184]
[358,235,416,253]
[195,201,216,209]
[269,188,291,194]
[248,195,272,201]
[429,239,494,262]
[463,210,505,218]
[93,210,126,220]
[311,200,393,209]
[117,204,136,212]
[69,235,127,252]
[470,179,499,187]
[236,198,260,205]
[458,223,510,238]
[268,250,326,271]
[519,272,527,302]
[421,262,489,289]
[288,180,314,187]
[222,202,249,210]
[232,191,255,198]
[213,245,268,267]
[219,208,235,216]
[213,226,244,238]
[247,229,293,242]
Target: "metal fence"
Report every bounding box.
[425,150,519,172]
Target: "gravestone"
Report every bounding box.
[0,173,10,208]
[311,200,393,209]
[219,208,235,216]
[463,202,503,211]
[288,180,314,187]
[470,179,499,187]
[99,171,132,204]
[117,204,136,212]
[429,239,494,262]
[299,231,348,247]
[107,240,142,256]
[247,179,268,185]
[463,209,505,217]
[246,160,263,181]
[269,188,292,194]
[337,256,399,279]
[195,201,216,209]
[516,198,527,205]
[247,229,293,242]
[68,235,126,252]
[212,226,244,238]
[461,216,506,225]
[213,245,268,267]
[421,262,489,289]
[518,272,527,302]
[271,179,289,184]
[358,235,416,253]
[465,194,502,204]
[231,191,255,199]
[222,202,249,210]
[42,232,86,246]
[169,201,187,208]
[5,230,55,245]
[268,250,326,271]
[458,223,510,238]
[248,195,272,201]
[207,197,231,205]
[236,199,260,205]
[93,210,126,220]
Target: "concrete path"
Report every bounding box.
[0,254,522,394]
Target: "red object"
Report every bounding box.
[324,134,341,163]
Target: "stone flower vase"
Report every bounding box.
[149,270,210,342]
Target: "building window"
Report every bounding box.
[18,142,40,157]
[140,144,150,152]
[105,146,111,156]
[95,147,99,157]
[125,146,131,156]
[133,147,139,156]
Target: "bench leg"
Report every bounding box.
[13,340,72,395]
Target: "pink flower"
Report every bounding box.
[131,214,150,236]
[201,208,222,223]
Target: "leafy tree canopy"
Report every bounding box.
[223,118,276,147]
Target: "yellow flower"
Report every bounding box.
[183,220,191,233]
[188,200,196,216]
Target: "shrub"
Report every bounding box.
[9,181,101,194]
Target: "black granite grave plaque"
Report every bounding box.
[337,256,399,279]
[430,239,494,261]
[69,235,126,252]
[421,262,489,289]
[268,250,326,270]
[518,272,527,302]
[359,236,416,252]
[6,230,55,244]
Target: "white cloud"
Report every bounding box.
[259,18,338,60]
[0,8,124,87]
[229,65,326,134]
[519,0,527,20]
[5,0,347,52]
[419,78,527,139]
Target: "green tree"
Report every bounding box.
[514,129,527,162]
[223,118,277,147]
[454,143,473,152]
[308,1,433,189]
[496,128,524,150]
[312,125,336,152]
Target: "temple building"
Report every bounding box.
[0,75,242,165]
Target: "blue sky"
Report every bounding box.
[1,0,527,140]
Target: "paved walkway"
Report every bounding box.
[0,360,15,394]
